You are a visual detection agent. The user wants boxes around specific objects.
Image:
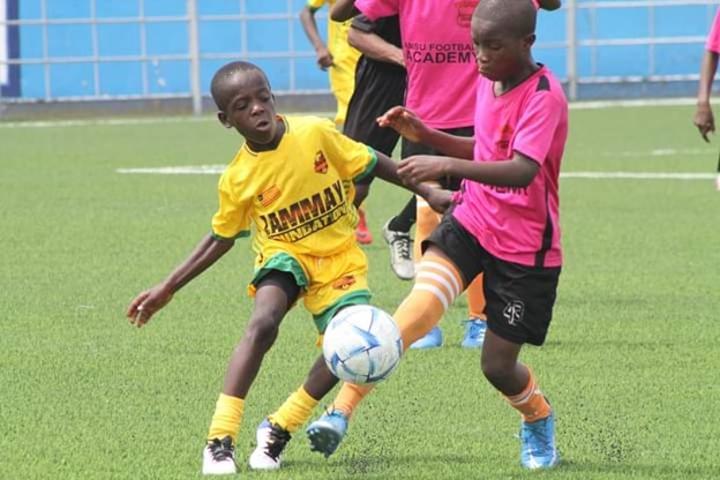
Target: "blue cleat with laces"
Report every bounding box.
[409,326,443,349]
[520,412,559,469]
[461,318,487,348]
[306,410,349,458]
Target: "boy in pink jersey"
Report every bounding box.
[307,0,566,469]
[693,7,720,190]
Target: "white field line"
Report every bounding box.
[116,165,717,180]
[0,98,702,129]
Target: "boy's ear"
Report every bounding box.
[524,33,536,49]
[217,111,232,129]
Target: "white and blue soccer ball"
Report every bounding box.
[323,305,403,385]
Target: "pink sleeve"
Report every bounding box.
[354,0,398,21]
[707,10,720,53]
[531,0,540,10]
[512,92,563,166]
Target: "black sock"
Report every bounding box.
[387,196,416,233]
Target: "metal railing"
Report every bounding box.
[1,0,718,111]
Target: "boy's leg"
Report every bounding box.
[203,271,299,475]
[480,256,561,470]
[383,195,416,281]
[307,246,471,456]
[250,355,338,470]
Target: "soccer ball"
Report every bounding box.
[323,305,403,385]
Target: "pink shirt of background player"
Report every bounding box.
[706,9,720,53]
[452,66,568,268]
[354,0,478,129]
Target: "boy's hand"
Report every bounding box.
[424,188,453,213]
[398,155,449,184]
[126,283,174,328]
[694,103,715,142]
[377,106,426,143]
[316,47,334,70]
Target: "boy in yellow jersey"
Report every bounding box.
[300,0,361,127]
[125,61,448,476]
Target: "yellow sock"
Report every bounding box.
[331,254,462,418]
[207,393,244,443]
[267,386,319,433]
[466,273,487,320]
[504,369,552,423]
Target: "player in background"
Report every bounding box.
[125,61,448,475]
[693,6,720,190]
[299,0,375,243]
[331,0,486,350]
[342,14,417,280]
[308,0,567,470]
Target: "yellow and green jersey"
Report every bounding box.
[212,115,377,258]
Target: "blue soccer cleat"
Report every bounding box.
[306,410,348,458]
[461,318,487,348]
[409,326,443,349]
[520,412,559,469]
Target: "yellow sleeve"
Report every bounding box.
[318,119,377,181]
[307,0,326,10]
[211,171,252,240]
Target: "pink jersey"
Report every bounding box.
[355,0,478,129]
[707,9,720,53]
[452,66,568,268]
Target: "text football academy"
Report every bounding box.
[259,180,348,242]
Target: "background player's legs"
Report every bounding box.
[203,271,300,474]
[383,195,416,280]
[463,274,487,348]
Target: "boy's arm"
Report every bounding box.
[330,0,359,21]
[399,152,539,189]
[378,106,475,159]
[367,151,453,212]
[348,19,404,67]
[299,6,334,70]
[126,234,235,327]
[694,50,719,142]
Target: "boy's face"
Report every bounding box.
[471,17,534,82]
[217,70,278,145]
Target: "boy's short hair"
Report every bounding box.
[210,61,271,110]
[473,0,536,38]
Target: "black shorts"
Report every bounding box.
[423,215,561,346]
[343,61,406,156]
[402,125,473,191]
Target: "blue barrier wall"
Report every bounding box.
[2,0,718,100]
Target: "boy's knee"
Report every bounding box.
[245,315,280,350]
[481,355,513,384]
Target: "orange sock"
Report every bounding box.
[331,254,463,418]
[466,273,486,320]
[414,193,441,264]
[504,369,552,423]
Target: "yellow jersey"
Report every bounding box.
[212,115,377,257]
[307,0,361,125]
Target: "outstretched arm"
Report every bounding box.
[694,50,719,142]
[399,152,539,189]
[330,0,359,21]
[299,6,334,70]
[126,234,235,327]
[348,23,404,67]
[378,106,475,160]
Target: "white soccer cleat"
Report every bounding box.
[248,419,291,470]
[382,219,415,280]
[202,436,237,475]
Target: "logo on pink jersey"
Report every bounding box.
[454,1,476,27]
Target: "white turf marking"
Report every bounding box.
[606,148,715,157]
[116,166,717,180]
[0,99,700,129]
